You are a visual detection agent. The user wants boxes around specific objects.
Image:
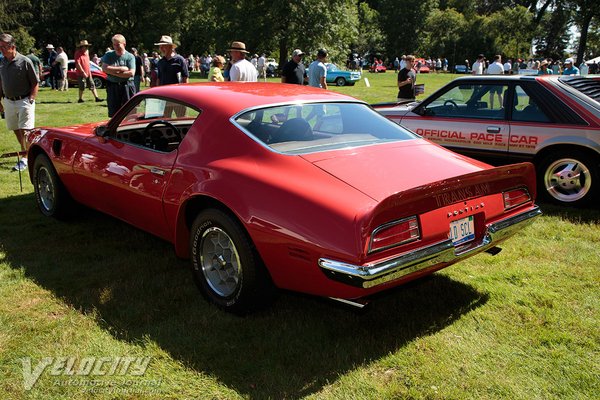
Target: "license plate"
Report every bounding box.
[449,216,475,246]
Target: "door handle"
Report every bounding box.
[487,126,501,134]
[150,167,166,176]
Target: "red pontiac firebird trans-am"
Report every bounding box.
[26,83,541,313]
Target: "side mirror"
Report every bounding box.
[95,125,109,137]
[417,107,433,116]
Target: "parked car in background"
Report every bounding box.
[325,63,362,86]
[415,59,430,73]
[42,60,107,89]
[374,75,600,207]
[454,65,469,74]
[369,63,387,73]
[26,82,539,313]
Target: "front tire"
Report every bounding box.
[537,150,598,207]
[32,154,73,219]
[335,77,346,86]
[190,209,275,314]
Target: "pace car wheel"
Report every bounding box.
[335,77,346,86]
[93,77,104,89]
[538,150,598,207]
[33,154,72,218]
[190,209,275,314]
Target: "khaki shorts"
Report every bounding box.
[77,75,96,90]
[2,98,35,130]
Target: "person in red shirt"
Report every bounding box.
[74,40,102,103]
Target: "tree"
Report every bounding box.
[533,2,572,60]
[570,0,600,63]
[421,8,467,64]
[0,0,35,52]
[485,6,535,59]
[353,2,385,56]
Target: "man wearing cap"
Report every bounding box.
[228,41,257,82]
[472,54,485,75]
[101,34,135,117]
[308,49,328,89]
[281,49,306,85]
[74,40,103,103]
[562,58,580,76]
[155,35,188,86]
[0,33,39,171]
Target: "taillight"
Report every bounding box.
[369,216,420,253]
[503,188,531,209]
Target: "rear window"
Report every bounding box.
[559,76,600,102]
[234,102,417,154]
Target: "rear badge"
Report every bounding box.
[448,202,484,218]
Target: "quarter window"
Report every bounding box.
[511,85,551,123]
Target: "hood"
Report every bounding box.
[301,139,490,201]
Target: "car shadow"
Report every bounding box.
[537,201,600,224]
[1,193,488,399]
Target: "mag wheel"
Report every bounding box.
[538,150,598,207]
[32,154,72,218]
[335,77,346,86]
[190,209,275,314]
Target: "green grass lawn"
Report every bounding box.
[0,73,599,399]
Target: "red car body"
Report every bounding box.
[26,83,540,313]
[42,60,108,88]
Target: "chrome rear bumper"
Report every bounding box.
[318,206,541,289]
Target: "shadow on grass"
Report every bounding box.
[1,193,488,399]
[537,201,600,224]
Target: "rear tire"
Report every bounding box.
[537,150,598,207]
[32,154,73,219]
[190,209,275,314]
[93,77,104,89]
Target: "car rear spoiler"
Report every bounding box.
[368,162,538,230]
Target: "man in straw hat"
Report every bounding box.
[155,35,188,86]
[227,41,257,82]
[74,39,103,103]
[101,34,135,117]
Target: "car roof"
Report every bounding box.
[138,82,360,115]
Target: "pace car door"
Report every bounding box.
[402,81,511,162]
[71,96,200,240]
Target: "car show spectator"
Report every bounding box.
[281,49,306,85]
[538,60,552,75]
[486,55,504,108]
[131,47,144,92]
[472,54,484,75]
[208,55,225,82]
[257,53,266,81]
[46,44,58,89]
[562,58,580,75]
[397,54,416,101]
[155,35,189,86]
[228,41,258,82]
[579,60,589,75]
[74,39,103,103]
[504,59,512,74]
[0,33,39,171]
[101,34,135,117]
[55,46,68,91]
[26,49,42,79]
[308,48,328,89]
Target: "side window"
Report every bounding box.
[425,83,508,120]
[115,97,201,152]
[511,85,551,123]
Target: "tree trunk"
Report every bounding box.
[576,13,593,64]
[278,38,288,72]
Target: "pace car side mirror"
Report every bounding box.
[95,125,109,137]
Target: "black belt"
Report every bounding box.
[107,80,131,86]
[5,94,30,101]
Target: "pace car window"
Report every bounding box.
[511,85,551,123]
[234,102,417,154]
[114,97,201,153]
[424,83,509,120]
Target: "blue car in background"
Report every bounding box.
[453,64,469,74]
[325,63,361,86]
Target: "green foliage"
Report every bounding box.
[485,6,535,58]
[534,3,573,60]
[421,8,467,59]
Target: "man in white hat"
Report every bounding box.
[562,58,580,76]
[281,49,306,85]
[228,41,257,82]
[154,35,188,86]
[46,44,58,89]
[74,39,103,103]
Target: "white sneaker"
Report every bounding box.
[12,160,27,172]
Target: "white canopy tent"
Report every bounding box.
[585,56,600,64]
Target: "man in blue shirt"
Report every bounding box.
[101,34,135,117]
[155,35,189,86]
[308,49,328,89]
[562,58,580,76]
